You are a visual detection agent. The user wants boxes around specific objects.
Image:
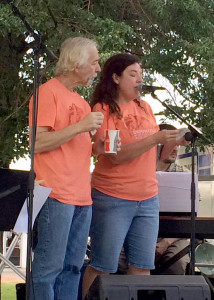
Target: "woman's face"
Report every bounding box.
[113,63,143,104]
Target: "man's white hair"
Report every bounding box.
[55,37,98,76]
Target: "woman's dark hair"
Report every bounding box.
[91,53,141,118]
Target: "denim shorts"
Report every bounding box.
[89,189,159,273]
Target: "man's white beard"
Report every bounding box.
[87,75,97,86]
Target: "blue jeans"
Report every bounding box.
[30,197,92,300]
[89,189,159,272]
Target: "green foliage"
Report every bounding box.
[0,0,214,165]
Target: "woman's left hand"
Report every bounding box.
[92,136,105,155]
[92,136,121,155]
[176,136,191,146]
[176,129,191,146]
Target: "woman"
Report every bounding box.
[82,53,180,298]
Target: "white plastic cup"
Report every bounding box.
[105,129,120,153]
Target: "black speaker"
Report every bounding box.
[86,275,211,300]
[0,168,29,231]
[16,283,26,300]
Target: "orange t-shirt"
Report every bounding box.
[29,78,92,206]
[91,100,159,201]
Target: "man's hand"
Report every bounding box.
[156,239,171,260]
[79,112,104,133]
[34,179,45,186]
[156,238,180,261]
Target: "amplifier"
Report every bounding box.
[86,275,211,300]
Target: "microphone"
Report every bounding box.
[184,131,194,142]
[138,83,166,93]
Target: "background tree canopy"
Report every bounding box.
[0,0,213,166]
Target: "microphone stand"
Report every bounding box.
[8,2,57,299]
[150,91,211,275]
[25,34,40,300]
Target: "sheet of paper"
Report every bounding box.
[156,171,199,213]
[157,171,192,189]
[14,185,51,233]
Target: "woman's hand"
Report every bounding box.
[176,136,191,146]
[92,136,121,156]
[154,129,181,145]
[92,136,105,155]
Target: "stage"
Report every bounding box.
[159,216,214,239]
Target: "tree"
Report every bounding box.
[0,0,213,166]
[92,0,214,142]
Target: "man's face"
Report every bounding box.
[75,46,101,86]
[160,143,179,164]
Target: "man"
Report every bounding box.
[29,37,104,300]
[155,123,190,275]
